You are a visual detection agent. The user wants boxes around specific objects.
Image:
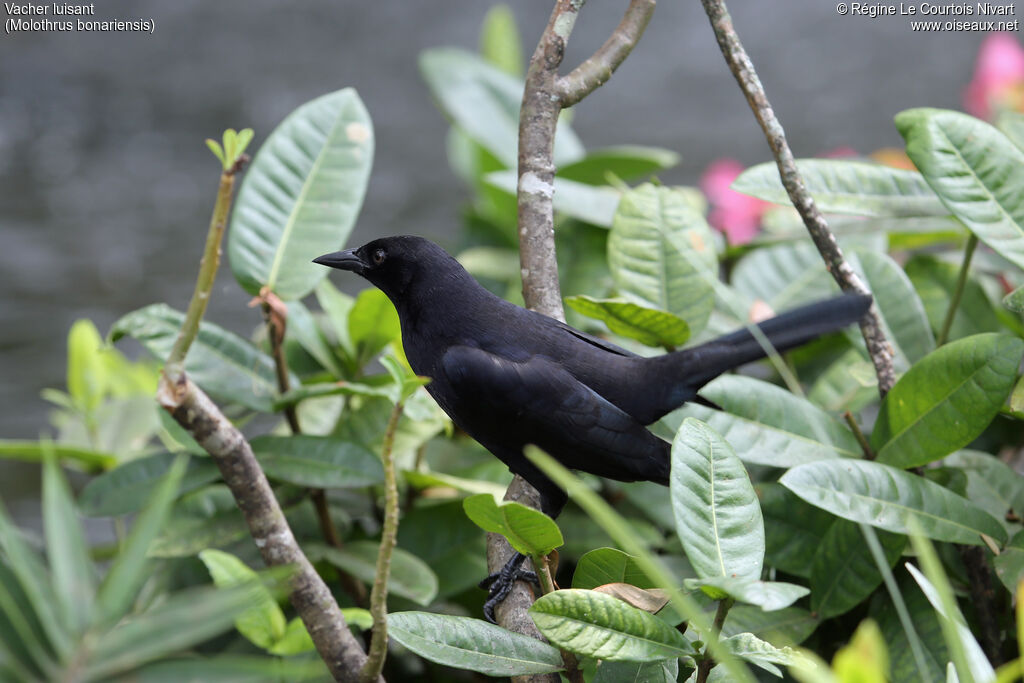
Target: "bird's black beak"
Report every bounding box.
[313,248,364,273]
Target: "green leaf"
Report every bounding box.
[267,617,316,655]
[249,435,383,488]
[479,4,522,77]
[722,606,819,647]
[871,333,1024,468]
[731,241,836,313]
[667,376,862,468]
[205,139,225,166]
[484,169,620,227]
[808,348,879,414]
[871,576,948,683]
[945,449,1024,536]
[462,493,563,556]
[732,159,947,217]
[0,440,116,470]
[1004,283,1024,313]
[595,659,679,683]
[905,254,1003,342]
[419,48,583,168]
[759,483,837,579]
[314,279,356,361]
[110,304,293,413]
[896,107,1024,271]
[96,454,189,624]
[309,541,438,606]
[388,611,563,676]
[671,418,763,581]
[810,520,904,620]
[124,654,328,682]
[228,88,374,300]
[348,287,401,368]
[559,145,681,186]
[42,450,95,632]
[685,577,809,611]
[85,582,267,681]
[999,111,1024,150]
[721,632,809,677]
[565,295,690,348]
[608,184,717,335]
[396,500,487,600]
[853,250,934,366]
[79,453,220,517]
[780,459,1007,545]
[149,486,250,558]
[199,549,286,650]
[67,319,106,414]
[572,547,655,590]
[285,300,343,377]
[530,589,695,661]
[995,529,1024,593]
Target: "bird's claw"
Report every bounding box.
[480,553,539,624]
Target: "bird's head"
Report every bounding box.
[313,235,463,302]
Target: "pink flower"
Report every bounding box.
[964,32,1024,120]
[700,158,769,245]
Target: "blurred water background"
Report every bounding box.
[0,1,988,503]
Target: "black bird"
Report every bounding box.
[315,236,871,620]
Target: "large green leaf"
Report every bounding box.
[608,184,717,334]
[780,459,1007,545]
[721,632,808,677]
[80,453,220,517]
[308,541,438,606]
[852,250,934,366]
[945,449,1024,536]
[564,295,690,348]
[199,549,286,651]
[722,606,819,647]
[484,169,621,227]
[559,145,680,185]
[685,577,808,611]
[871,333,1024,468]
[96,455,188,625]
[896,108,1024,270]
[572,548,655,590]
[110,304,293,413]
[732,159,947,217]
[123,655,328,682]
[419,48,583,168]
[905,255,1003,341]
[807,348,878,414]
[758,483,836,579]
[42,453,95,633]
[285,300,342,377]
[347,287,401,368]
[530,589,695,661]
[85,582,267,681]
[462,493,562,557]
[994,529,1024,593]
[594,659,678,683]
[228,88,374,300]
[249,435,383,488]
[810,520,904,620]
[149,485,250,558]
[396,499,487,600]
[731,241,836,313]
[671,418,763,581]
[666,375,862,468]
[388,611,563,676]
[871,576,948,683]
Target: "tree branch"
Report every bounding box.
[157,376,377,683]
[557,0,655,108]
[698,0,896,396]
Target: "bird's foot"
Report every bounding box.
[479,552,539,624]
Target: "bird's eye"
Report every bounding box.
[372,248,386,265]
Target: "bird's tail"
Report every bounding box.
[678,293,872,389]
[635,293,872,423]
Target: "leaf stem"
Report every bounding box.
[360,399,405,683]
[695,597,734,683]
[937,233,979,347]
[843,411,875,460]
[165,159,247,382]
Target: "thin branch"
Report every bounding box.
[937,234,978,346]
[532,553,583,683]
[557,0,655,107]
[698,0,896,397]
[843,411,875,460]
[158,377,376,683]
[695,597,735,683]
[360,400,405,683]
[166,158,247,381]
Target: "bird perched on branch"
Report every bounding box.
[315,236,871,620]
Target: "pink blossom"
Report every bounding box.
[964,32,1024,120]
[700,158,769,245]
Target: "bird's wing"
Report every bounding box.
[552,320,640,358]
[440,345,668,484]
